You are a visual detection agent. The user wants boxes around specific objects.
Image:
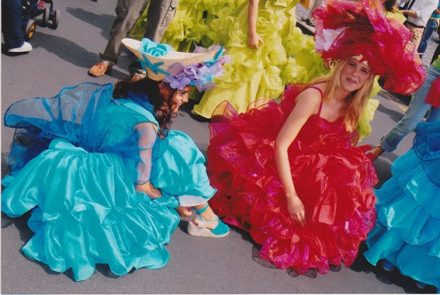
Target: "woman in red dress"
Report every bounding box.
[206,0,425,277]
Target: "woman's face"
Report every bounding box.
[172,86,191,113]
[340,56,372,93]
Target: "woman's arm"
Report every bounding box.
[134,122,162,198]
[247,0,262,49]
[274,88,321,225]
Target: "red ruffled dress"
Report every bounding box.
[208,84,378,274]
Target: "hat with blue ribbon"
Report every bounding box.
[122,38,228,90]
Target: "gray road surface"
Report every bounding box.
[1,1,438,293]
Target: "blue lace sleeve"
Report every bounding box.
[135,122,158,185]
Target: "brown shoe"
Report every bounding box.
[88,60,112,77]
[365,145,384,161]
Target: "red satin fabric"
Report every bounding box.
[208,84,378,274]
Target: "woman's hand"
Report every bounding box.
[286,195,306,226]
[247,32,263,49]
[247,0,260,49]
[136,181,162,199]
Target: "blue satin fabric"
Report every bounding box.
[2,83,215,281]
[364,120,440,290]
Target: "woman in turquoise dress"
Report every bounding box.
[1,38,229,281]
[364,121,440,291]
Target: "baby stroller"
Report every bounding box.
[22,0,60,40]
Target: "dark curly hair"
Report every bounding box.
[113,78,175,137]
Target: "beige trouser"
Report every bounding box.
[404,23,424,54]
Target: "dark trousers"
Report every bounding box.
[102,0,177,67]
[418,18,439,56]
[101,0,150,64]
[2,0,25,49]
[128,0,178,75]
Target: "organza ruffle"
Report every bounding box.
[2,139,180,281]
[208,84,377,273]
[160,0,380,139]
[365,121,440,290]
[2,83,217,280]
[162,0,328,118]
[4,83,216,203]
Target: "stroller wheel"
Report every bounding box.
[50,10,60,29]
[42,7,50,27]
[25,19,37,40]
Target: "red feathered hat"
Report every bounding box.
[312,0,425,95]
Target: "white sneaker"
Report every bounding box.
[8,42,32,53]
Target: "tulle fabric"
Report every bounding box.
[313,0,425,95]
[364,121,440,289]
[2,83,216,280]
[208,84,378,274]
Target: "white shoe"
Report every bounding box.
[8,42,32,53]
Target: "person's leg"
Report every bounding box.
[101,0,150,65]
[129,0,178,79]
[144,0,177,42]
[431,44,440,65]
[2,0,26,50]
[380,66,440,152]
[193,203,217,221]
[89,0,149,77]
[417,19,437,58]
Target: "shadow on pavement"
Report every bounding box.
[31,31,98,68]
[65,7,114,39]
[351,243,437,294]
[1,212,33,242]
[377,103,405,123]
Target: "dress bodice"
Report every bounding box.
[292,115,353,151]
[285,87,355,154]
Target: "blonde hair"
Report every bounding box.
[311,59,375,132]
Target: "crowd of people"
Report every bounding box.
[2,0,439,292]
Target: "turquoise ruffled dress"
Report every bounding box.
[2,82,216,281]
[364,120,440,290]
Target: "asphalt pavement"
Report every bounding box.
[1,1,438,293]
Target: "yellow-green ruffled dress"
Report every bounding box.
[160,0,379,139]
[163,0,327,112]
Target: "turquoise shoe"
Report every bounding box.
[187,215,230,238]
